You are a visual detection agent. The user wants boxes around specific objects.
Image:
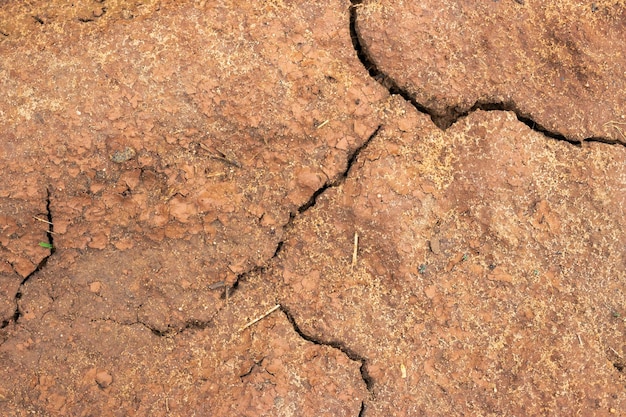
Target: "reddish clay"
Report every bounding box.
[1,0,626,415]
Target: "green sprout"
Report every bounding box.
[39,242,53,249]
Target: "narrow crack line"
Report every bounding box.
[349,1,624,147]
[149,8,379,337]
[238,358,267,379]
[4,188,56,328]
[227,125,382,300]
[298,125,382,214]
[223,262,269,301]
[280,304,374,393]
[358,401,366,417]
[349,2,432,121]
[148,319,215,337]
[7,262,19,278]
[21,188,56,286]
[44,188,55,252]
[90,316,217,338]
[90,317,141,327]
[94,317,172,337]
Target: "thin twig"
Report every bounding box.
[199,143,241,168]
[351,232,359,270]
[239,304,281,332]
[609,346,623,358]
[33,216,53,225]
[316,119,329,129]
[208,281,225,290]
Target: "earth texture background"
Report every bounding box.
[1,0,626,416]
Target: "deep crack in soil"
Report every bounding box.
[229,125,382,299]
[127,125,384,413]
[4,188,56,328]
[349,1,624,147]
[280,305,373,416]
[225,125,383,406]
[2,1,625,415]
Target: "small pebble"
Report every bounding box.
[110,147,136,163]
[89,281,102,293]
[95,370,113,388]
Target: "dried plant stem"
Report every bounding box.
[239,304,281,332]
[351,232,359,270]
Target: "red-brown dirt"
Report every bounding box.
[1,1,625,416]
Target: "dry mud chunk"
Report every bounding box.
[0,196,50,323]
[17,239,233,332]
[269,97,626,415]
[356,0,626,142]
[1,285,366,416]
[0,0,387,337]
[0,0,386,277]
[0,1,383,413]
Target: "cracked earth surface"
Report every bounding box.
[1,0,625,415]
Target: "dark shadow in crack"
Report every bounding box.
[280,304,373,391]
[298,125,381,214]
[349,2,433,124]
[463,101,583,147]
[358,401,367,417]
[90,314,218,338]
[228,125,382,301]
[3,188,56,328]
[349,1,623,147]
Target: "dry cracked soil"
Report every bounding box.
[1,0,626,416]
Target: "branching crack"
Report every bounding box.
[349,1,624,147]
[85,121,381,339]
[150,126,383,415]
[125,121,372,339]
[281,305,372,415]
[4,189,56,328]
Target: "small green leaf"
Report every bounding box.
[39,242,53,249]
